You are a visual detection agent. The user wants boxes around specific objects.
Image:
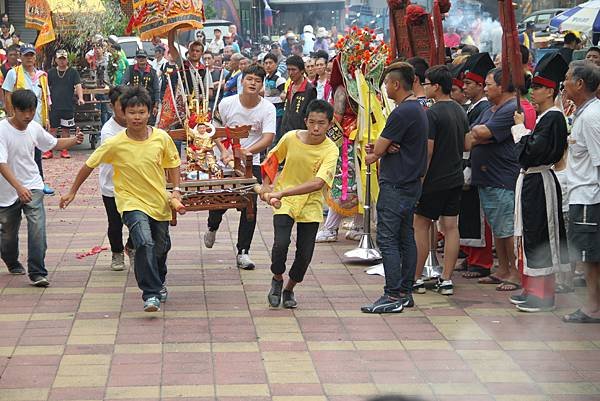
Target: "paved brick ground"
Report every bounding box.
[1,148,600,401]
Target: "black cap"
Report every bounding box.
[449,63,465,88]
[526,21,536,29]
[135,49,148,58]
[532,52,568,89]
[462,52,495,85]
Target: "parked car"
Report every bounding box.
[116,36,187,64]
[518,8,567,32]
[178,19,233,45]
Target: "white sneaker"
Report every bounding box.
[345,228,363,241]
[111,252,125,271]
[236,251,255,270]
[413,278,426,294]
[315,229,338,243]
[204,230,216,248]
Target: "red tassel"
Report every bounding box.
[433,0,446,65]
[405,4,427,25]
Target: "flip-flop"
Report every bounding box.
[478,274,503,284]
[496,281,522,291]
[563,309,600,323]
[463,266,491,279]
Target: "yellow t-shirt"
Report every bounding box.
[86,127,181,221]
[269,130,339,223]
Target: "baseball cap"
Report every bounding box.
[56,49,68,58]
[20,45,36,55]
[135,49,148,58]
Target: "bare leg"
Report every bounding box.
[60,127,70,139]
[285,279,298,291]
[439,216,459,280]
[414,216,432,279]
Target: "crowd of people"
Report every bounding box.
[0,23,599,324]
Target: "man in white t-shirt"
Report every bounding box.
[207,28,225,54]
[563,60,600,324]
[98,86,133,272]
[0,89,83,286]
[204,64,276,269]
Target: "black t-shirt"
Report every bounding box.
[471,98,520,190]
[558,47,574,64]
[48,67,81,111]
[422,100,469,193]
[379,100,429,186]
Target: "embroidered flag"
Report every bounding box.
[26,0,56,48]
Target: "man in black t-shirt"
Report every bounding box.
[413,65,469,297]
[46,49,84,159]
[361,62,428,314]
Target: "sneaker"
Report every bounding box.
[204,230,216,248]
[361,295,404,314]
[31,275,50,287]
[60,149,71,159]
[143,296,160,312]
[43,184,55,196]
[159,286,168,303]
[282,289,297,308]
[8,263,26,275]
[315,229,338,243]
[42,151,53,159]
[413,278,426,294]
[509,292,528,305]
[399,293,415,308]
[110,252,125,271]
[434,278,454,295]
[236,251,255,270]
[516,296,555,313]
[268,278,284,307]
[345,228,363,241]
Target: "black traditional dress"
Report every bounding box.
[513,107,570,277]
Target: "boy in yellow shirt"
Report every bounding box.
[59,87,181,312]
[261,100,339,308]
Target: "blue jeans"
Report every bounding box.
[0,190,47,278]
[376,181,421,297]
[122,211,171,301]
[478,186,515,239]
[95,94,112,125]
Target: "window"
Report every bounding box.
[537,13,551,24]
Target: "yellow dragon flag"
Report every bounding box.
[26,0,56,48]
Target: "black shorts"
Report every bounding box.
[569,203,600,263]
[416,186,462,220]
[49,109,75,129]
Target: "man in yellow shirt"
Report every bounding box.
[60,87,182,312]
[260,100,339,308]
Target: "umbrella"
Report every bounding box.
[550,0,600,33]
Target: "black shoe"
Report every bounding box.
[8,263,26,275]
[30,275,49,287]
[282,290,297,309]
[509,292,528,305]
[268,278,284,307]
[516,295,555,313]
[361,295,404,314]
[399,293,414,308]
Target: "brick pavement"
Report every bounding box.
[1,148,600,401]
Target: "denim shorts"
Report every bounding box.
[478,186,515,238]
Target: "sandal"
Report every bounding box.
[555,283,574,294]
[478,274,503,284]
[463,266,491,279]
[496,281,522,292]
[563,309,600,323]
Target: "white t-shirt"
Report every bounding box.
[567,98,600,205]
[98,117,126,197]
[217,95,276,165]
[0,119,57,207]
